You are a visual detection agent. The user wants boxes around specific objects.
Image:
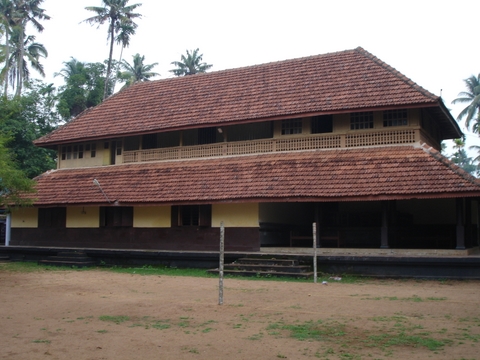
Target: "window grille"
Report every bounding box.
[281,119,302,135]
[350,112,374,130]
[383,109,408,127]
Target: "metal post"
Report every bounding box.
[5,213,11,247]
[313,222,317,284]
[218,221,224,305]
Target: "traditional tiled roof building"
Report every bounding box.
[10,47,480,252]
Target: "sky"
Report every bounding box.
[33,0,480,154]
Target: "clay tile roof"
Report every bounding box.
[35,47,459,146]
[32,146,480,206]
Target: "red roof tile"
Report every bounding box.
[32,146,480,206]
[35,48,459,146]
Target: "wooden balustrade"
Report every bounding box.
[123,129,418,164]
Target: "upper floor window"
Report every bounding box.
[350,112,374,130]
[383,109,408,127]
[281,119,302,135]
[142,134,158,149]
[85,143,96,157]
[61,145,83,160]
[311,115,333,134]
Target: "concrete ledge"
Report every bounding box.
[260,247,480,257]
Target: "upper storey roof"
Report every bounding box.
[32,146,480,206]
[35,47,460,146]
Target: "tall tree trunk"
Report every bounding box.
[3,29,9,96]
[15,23,25,97]
[103,20,115,100]
[112,45,125,94]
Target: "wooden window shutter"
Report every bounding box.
[171,206,179,227]
[122,207,133,227]
[198,205,212,227]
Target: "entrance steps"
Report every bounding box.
[0,255,10,263]
[208,257,313,279]
[38,251,96,268]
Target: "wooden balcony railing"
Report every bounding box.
[123,129,418,164]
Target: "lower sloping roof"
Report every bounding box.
[32,146,480,206]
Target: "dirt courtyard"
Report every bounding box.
[1,267,479,360]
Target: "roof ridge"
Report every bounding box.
[420,143,480,186]
[354,47,439,102]
[127,48,359,85]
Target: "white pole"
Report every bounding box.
[218,221,224,305]
[5,213,11,247]
[313,222,317,284]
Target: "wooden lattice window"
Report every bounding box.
[383,109,408,127]
[281,119,302,135]
[350,112,374,130]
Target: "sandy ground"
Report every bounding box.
[1,268,479,360]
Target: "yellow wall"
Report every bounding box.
[11,207,38,228]
[102,142,110,165]
[66,207,99,228]
[58,141,105,169]
[212,203,259,227]
[133,206,171,228]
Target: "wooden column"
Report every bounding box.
[380,200,390,249]
[314,203,321,248]
[477,199,480,247]
[465,198,472,248]
[456,198,466,250]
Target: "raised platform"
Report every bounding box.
[260,247,480,257]
[1,246,480,279]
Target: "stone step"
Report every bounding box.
[224,263,311,274]
[45,256,93,262]
[38,251,96,268]
[208,268,314,279]
[38,260,96,268]
[234,257,299,266]
[56,251,88,258]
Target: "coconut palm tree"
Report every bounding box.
[117,53,158,89]
[54,57,86,80]
[83,0,142,100]
[169,48,212,76]
[0,0,20,96]
[4,32,47,92]
[11,0,50,97]
[112,20,136,92]
[452,74,480,132]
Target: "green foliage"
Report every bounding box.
[0,81,58,178]
[449,138,478,176]
[0,0,51,97]
[0,132,35,208]
[170,48,212,76]
[117,53,159,89]
[56,58,107,121]
[452,73,480,132]
[83,0,142,99]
